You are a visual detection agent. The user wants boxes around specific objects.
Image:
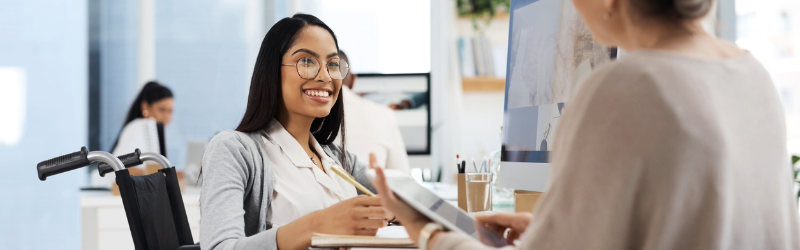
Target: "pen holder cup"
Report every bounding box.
[457,173,467,211]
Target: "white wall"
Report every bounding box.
[292,0,432,74]
[456,18,510,165]
[460,92,505,159]
[0,1,87,249]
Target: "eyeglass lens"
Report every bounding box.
[296,57,349,80]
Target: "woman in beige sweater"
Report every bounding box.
[371,0,800,249]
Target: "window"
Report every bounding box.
[736,0,800,154]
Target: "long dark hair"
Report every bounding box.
[236,13,347,167]
[110,81,173,151]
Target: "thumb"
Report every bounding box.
[511,214,532,232]
[371,167,396,204]
[374,167,388,192]
[369,153,380,169]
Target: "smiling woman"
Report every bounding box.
[200,13,387,250]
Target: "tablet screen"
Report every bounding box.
[383,174,508,247]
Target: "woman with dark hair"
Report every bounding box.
[90,81,174,187]
[371,0,800,249]
[200,14,388,250]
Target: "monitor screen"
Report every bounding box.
[499,0,615,191]
[350,73,431,154]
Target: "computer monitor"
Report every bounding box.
[350,73,431,155]
[497,0,616,191]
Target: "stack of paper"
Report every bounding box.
[311,226,415,248]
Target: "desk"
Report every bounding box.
[80,188,200,250]
[79,183,510,249]
[420,182,516,213]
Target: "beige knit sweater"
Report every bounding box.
[435,51,800,250]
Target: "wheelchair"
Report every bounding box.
[37,147,200,250]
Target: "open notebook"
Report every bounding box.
[311,226,415,248]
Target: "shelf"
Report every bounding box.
[458,12,510,20]
[462,77,506,91]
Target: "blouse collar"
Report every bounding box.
[262,118,335,168]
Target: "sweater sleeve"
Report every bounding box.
[199,131,279,250]
[433,232,516,250]
[349,151,378,194]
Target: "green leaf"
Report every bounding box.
[796,187,800,201]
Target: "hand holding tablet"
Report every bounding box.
[367,166,508,248]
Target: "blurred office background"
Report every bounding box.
[1,0,799,249]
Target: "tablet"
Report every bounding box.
[367,170,508,247]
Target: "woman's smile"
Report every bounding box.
[303,87,334,103]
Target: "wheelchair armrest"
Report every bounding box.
[177,244,200,250]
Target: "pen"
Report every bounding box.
[472,157,478,172]
[330,165,376,196]
[457,154,464,173]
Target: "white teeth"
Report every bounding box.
[305,90,329,97]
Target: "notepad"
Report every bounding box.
[311,226,415,248]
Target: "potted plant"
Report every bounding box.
[793,155,800,203]
[457,0,511,31]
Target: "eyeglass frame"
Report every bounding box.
[281,57,350,80]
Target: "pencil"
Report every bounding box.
[330,165,376,196]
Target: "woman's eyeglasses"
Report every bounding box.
[282,57,350,80]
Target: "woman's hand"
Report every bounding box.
[368,154,432,243]
[276,195,386,250]
[475,212,532,245]
[313,195,388,235]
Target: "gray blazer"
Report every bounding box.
[199,130,376,250]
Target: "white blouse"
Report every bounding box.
[90,117,161,188]
[261,119,358,227]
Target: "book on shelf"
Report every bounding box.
[458,37,476,78]
[481,36,495,77]
[472,36,486,76]
[459,35,504,78]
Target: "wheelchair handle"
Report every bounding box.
[37,147,90,181]
[38,148,125,181]
[98,149,143,177]
[140,152,173,169]
[96,150,172,177]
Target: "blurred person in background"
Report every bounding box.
[371,0,800,249]
[338,50,410,174]
[90,81,174,188]
[388,92,428,110]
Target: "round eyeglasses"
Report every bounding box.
[282,57,349,80]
